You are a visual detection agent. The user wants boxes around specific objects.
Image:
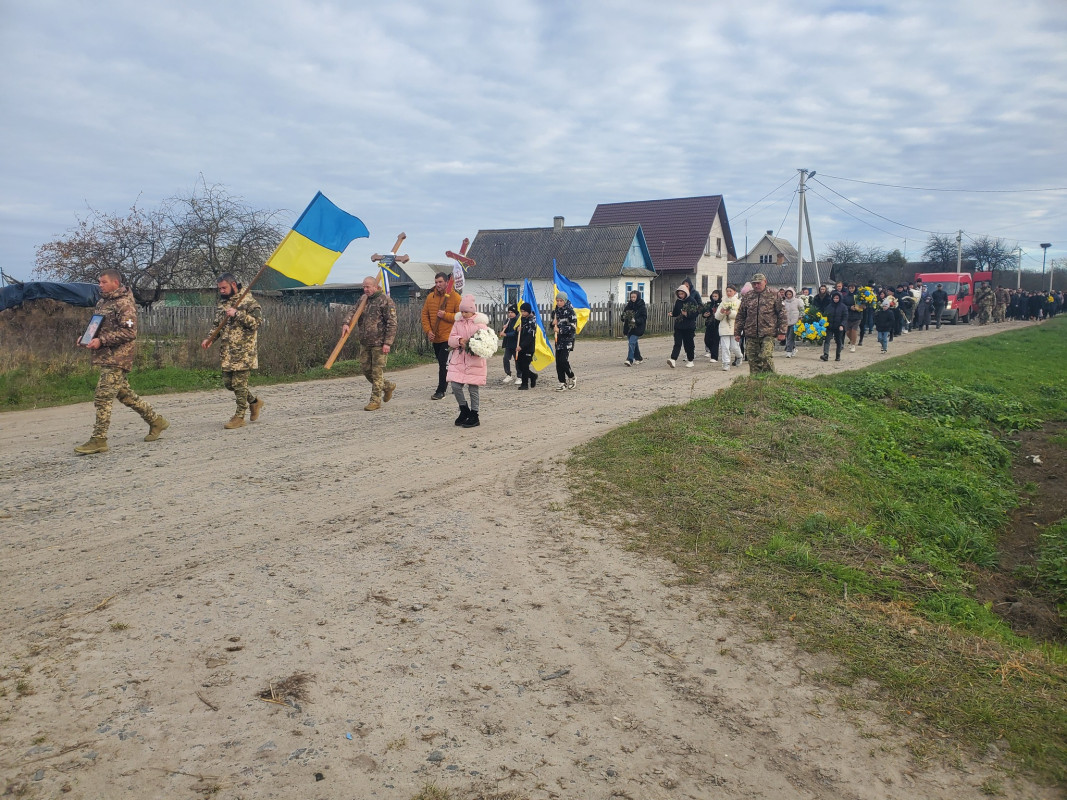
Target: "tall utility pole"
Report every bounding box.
[1014,247,1022,289]
[795,169,822,289]
[1041,243,1052,291]
[956,230,963,273]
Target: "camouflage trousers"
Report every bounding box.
[977,306,993,325]
[359,346,389,400]
[993,305,1006,323]
[746,336,776,374]
[223,369,258,417]
[93,366,157,438]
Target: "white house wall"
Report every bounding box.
[693,214,731,297]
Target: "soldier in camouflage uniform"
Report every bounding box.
[974,282,995,325]
[993,286,1009,323]
[733,272,787,374]
[201,273,264,429]
[74,269,168,454]
[342,276,398,411]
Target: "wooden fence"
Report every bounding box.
[476,302,677,338]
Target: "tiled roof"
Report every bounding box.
[589,195,736,273]
[465,223,650,280]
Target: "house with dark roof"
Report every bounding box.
[463,217,656,307]
[730,231,824,289]
[588,195,736,304]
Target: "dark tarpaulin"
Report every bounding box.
[0,281,100,312]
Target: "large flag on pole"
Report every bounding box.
[522,279,555,372]
[266,192,370,286]
[552,260,590,334]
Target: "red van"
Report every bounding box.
[914,270,993,324]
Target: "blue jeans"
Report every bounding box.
[627,335,643,362]
[877,331,889,351]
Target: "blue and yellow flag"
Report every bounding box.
[522,279,555,372]
[266,192,369,286]
[553,261,590,334]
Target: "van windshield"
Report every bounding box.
[939,282,960,294]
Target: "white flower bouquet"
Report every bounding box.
[465,327,500,359]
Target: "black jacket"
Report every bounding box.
[827,296,848,330]
[623,298,647,337]
[517,316,537,353]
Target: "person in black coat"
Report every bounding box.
[622,290,647,366]
[514,303,539,390]
[821,290,848,361]
[931,284,949,328]
[702,289,722,361]
[811,285,834,360]
[668,284,699,367]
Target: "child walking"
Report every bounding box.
[448,294,490,428]
[498,303,518,384]
[515,302,539,389]
[874,298,895,354]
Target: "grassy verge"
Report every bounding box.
[0,351,434,411]
[571,317,1067,785]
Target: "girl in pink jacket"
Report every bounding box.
[448,294,490,428]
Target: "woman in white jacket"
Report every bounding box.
[713,285,743,371]
[781,287,806,358]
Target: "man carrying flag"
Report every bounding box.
[342,275,398,411]
[421,271,461,400]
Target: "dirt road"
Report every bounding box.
[0,321,1053,799]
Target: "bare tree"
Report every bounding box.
[963,235,1016,281]
[820,241,864,265]
[34,181,286,305]
[922,233,958,265]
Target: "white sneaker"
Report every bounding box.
[567,377,576,389]
[667,359,676,368]
[849,345,856,353]
[501,375,514,384]
[685,360,694,368]
[722,364,729,371]
[624,360,633,367]
[557,382,568,391]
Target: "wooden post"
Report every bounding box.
[324,233,406,370]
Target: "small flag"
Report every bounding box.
[552,261,590,334]
[266,192,369,286]
[522,279,555,372]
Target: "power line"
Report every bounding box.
[774,189,797,240]
[818,173,1067,194]
[806,187,907,240]
[810,177,946,235]
[733,174,797,219]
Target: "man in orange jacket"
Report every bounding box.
[421,272,462,400]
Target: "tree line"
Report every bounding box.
[34,179,286,305]
[821,234,1020,273]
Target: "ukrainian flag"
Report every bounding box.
[522,279,555,372]
[552,261,590,334]
[266,192,369,286]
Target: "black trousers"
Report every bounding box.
[516,353,535,387]
[555,346,574,383]
[671,329,695,361]
[432,341,449,393]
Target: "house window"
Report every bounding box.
[717,275,723,291]
[704,236,712,257]
[637,282,645,299]
[625,281,633,297]
[504,284,520,305]
[701,275,709,296]
[759,254,775,264]
[716,238,722,258]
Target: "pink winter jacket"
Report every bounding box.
[447,312,490,386]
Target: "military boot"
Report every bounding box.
[224,415,246,429]
[74,437,108,455]
[364,399,381,411]
[249,397,265,422]
[383,382,396,403]
[144,416,169,442]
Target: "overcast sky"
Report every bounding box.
[2,0,1065,284]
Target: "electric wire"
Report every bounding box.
[817,174,1067,193]
[810,177,944,235]
[732,174,797,219]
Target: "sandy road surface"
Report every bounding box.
[0,320,1053,799]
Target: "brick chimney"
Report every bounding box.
[553,216,564,232]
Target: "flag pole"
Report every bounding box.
[324,233,406,370]
[203,263,270,347]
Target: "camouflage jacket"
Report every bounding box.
[348,289,397,348]
[994,287,1009,307]
[91,286,139,371]
[213,293,262,371]
[734,288,787,339]
[975,285,995,308]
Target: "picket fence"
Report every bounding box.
[141,301,680,341]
